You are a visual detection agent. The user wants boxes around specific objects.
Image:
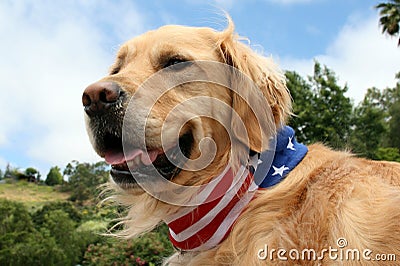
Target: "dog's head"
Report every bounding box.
[82,19,291,198]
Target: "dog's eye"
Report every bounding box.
[110,66,121,75]
[110,62,122,75]
[163,57,189,70]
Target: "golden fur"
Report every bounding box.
[88,18,400,265]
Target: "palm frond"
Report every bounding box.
[376,0,400,45]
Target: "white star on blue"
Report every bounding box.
[287,136,296,151]
[272,165,289,177]
[257,126,308,188]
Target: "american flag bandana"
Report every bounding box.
[164,126,308,252]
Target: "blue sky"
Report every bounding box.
[0,0,399,176]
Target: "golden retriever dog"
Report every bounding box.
[82,18,400,265]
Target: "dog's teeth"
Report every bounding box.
[127,160,135,169]
[134,156,141,166]
[127,156,143,170]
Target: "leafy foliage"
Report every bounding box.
[287,62,400,160]
[3,164,18,179]
[32,201,82,228]
[0,199,103,265]
[287,61,353,149]
[83,224,174,266]
[285,70,314,143]
[1,165,40,182]
[385,87,400,149]
[376,147,400,162]
[45,166,63,186]
[0,162,173,263]
[350,88,387,159]
[63,161,109,203]
[0,199,35,244]
[25,167,41,182]
[0,197,173,266]
[350,77,400,160]
[376,0,400,45]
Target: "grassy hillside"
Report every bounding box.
[0,178,174,265]
[0,181,69,209]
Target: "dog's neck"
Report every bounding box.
[164,126,308,252]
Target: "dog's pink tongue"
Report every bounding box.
[105,149,142,165]
[105,149,159,165]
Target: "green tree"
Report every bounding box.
[350,88,387,159]
[383,80,400,149]
[0,199,62,265]
[32,201,82,228]
[286,70,314,144]
[388,101,400,148]
[376,0,400,46]
[4,163,21,180]
[310,62,353,149]
[25,167,41,182]
[349,75,400,161]
[63,161,109,203]
[0,199,35,243]
[45,166,63,186]
[376,147,400,162]
[287,62,353,149]
[40,210,82,264]
[0,199,96,265]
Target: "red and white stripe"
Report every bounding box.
[164,157,259,251]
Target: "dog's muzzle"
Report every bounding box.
[82,81,193,187]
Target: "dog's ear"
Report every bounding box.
[217,18,291,153]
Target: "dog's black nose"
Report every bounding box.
[82,81,122,116]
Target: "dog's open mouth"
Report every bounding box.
[102,132,193,186]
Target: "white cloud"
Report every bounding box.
[0,1,146,172]
[280,13,400,103]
